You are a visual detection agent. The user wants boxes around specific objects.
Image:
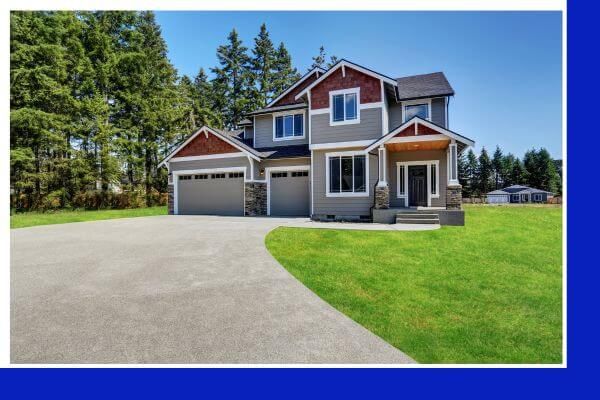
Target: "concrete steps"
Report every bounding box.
[395,211,440,225]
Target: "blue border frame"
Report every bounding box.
[5,3,597,397]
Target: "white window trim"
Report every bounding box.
[172,167,246,215]
[266,165,310,216]
[309,140,373,150]
[329,87,361,126]
[272,109,306,141]
[396,160,440,207]
[534,193,543,201]
[402,98,432,123]
[325,150,370,198]
[447,142,459,185]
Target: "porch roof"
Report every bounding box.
[365,116,474,152]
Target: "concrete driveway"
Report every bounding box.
[11,216,414,364]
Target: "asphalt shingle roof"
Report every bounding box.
[395,72,454,101]
[246,103,307,116]
[255,144,310,159]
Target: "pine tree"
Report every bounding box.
[510,158,526,185]
[491,146,504,189]
[501,153,516,187]
[193,68,222,128]
[250,23,276,108]
[524,148,558,193]
[212,29,252,128]
[271,42,300,101]
[478,147,493,195]
[464,149,479,197]
[310,45,338,70]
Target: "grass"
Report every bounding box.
[10,206,167,229]
[265,205,562,364]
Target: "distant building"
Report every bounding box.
[487,185,553,204]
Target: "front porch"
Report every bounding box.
[367,117,473,225]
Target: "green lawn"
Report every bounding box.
[266,205,562,364]
[10,206,167,229]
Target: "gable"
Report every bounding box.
[394,122,440,137]
[174,129,239,158]
[310,67,381,110]
[271,71,320,107]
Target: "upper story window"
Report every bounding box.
[329,88,360,126]
[274,111,304,141]
[403,99,431,122]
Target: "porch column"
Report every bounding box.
[446,141,462,210]
[375,145,389,209]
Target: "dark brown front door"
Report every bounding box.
[408,165,427,207]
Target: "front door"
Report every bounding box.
[408,165,427,207]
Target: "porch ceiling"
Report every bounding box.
[385,139,450,152]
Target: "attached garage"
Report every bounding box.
[487,194,509,204]
[268,168,310,216]
[176,170,245,216]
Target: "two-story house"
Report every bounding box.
[159,59,474,225]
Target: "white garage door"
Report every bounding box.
[487,194,509,204]
[177,171,244,215]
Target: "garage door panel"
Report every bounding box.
[270,171,309,216]
[178,173,244,216]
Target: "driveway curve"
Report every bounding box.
[11,215,414,364]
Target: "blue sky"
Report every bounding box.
[155,11,562,158]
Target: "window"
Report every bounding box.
[398,165,406,196]
[404,104,429,121]
[291,171,308,177]
[271,172,288,178]
[328,154,367,196]
[179,175,192,181]
[330,88,359,125]
[448,144,458,184]
[512,194,520,202]
[274,113,304,139]
[211,173,226,179]
[194,174,208,180]
[534,193,543,202]
[228,172,243,178]
[430,164,437,195]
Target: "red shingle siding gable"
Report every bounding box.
[394,123,441,137]
[271,72,319,107]
[175,130,238,157]
[310,67,381,110]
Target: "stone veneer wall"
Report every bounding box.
[168,184,174,215]
[374,185,390,209]
[446,184,462,210]
[244,182,267,216]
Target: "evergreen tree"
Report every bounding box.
[477,147,493,195]
[211,29,252,128]
[271,42,300,101]
[491,146,504,189]
[510,158,526,185]
[500,153,516,187]
[250,23,276,108]
[523,148,559,193]
[463,149,479,197]
[193,68,222,128]
[310,46,338,70]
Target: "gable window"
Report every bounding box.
[274,112,304,140]
[327,152,368,197]
[402,99,431,122]
[330,88,360,126]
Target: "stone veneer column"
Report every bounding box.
[446,184,462,210]
[374,185,390,209]
[167,184,174,215]
[244,182,267,216]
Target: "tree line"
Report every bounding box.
[459,146,562,197]
[10,11,331,211]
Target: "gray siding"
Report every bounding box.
[253,110,309,148]
[169,156,251,176]
[311,108,383,144]
[431,97,446,127]
[388,101,403,131]
[312,149,378,217]
[252,157,310,181]
[388,150,447,208]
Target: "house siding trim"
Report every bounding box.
[325,150,370,198]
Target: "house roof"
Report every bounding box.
[395,72,454,101]
[246,103,307,116]
[255,144,310,159]
[265,67,326,108]
[487,185,553,195]
[365,116,474,152]
[238,119,252,125]
[294,59,398,101]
